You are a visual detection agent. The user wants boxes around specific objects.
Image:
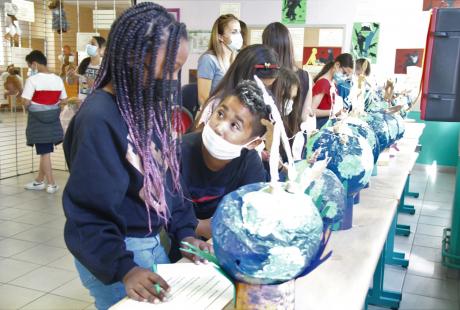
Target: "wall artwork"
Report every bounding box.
[394,49,424,74]
[303,47,342,66]
[282,0,307,24]
[422,0,460,10]
[189,30,211,54]
[166,8,180,22]
[351,22,380,64]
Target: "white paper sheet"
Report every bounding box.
[318,28,343,47]
[288,28,305,62]
[220,3,241,18]
[93,10,116,30]
[12,0,35,23]
[249,29,263,44]
[110,264,234,310]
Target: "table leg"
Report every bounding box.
[398,176,417,215]
[385,214,409,268]
[366,241,402,309]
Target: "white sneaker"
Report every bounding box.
[24,180,46,191]
[46,184,59,194]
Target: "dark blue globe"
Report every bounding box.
[212,182,323,285]
[382,112,400,146]
[344,117,380,164]
[361,112,391,152]
[306,125,374,195]
[303,167,347,230]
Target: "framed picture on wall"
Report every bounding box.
[422,0,460,11]
[281,0,307,24]
[189,30,211,54]
[303,47,342,66]
[394,49,424,74]
[167,8,180,22]
[351,22,380,64]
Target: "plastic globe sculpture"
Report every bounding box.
[361,112,391,152]
[382,112,400,146]
[344,117,380,164]
[212,182,323,285]
[306,125,374,195]
[393,113,406,140]
[365,90,388,112]
[300,165,347,230]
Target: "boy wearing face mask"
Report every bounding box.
[180,80,270,241]
[22,50,67,194]
[197,14,243,106]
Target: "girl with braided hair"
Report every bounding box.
[63,3,211,309]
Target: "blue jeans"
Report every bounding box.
[74,235,170,310]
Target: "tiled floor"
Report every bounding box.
[0,165,458,310]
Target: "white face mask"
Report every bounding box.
[68,55,75,63]
[284,99,294,116]
[27,66,38,77]
[226,33,243,52]
[86,44,98,57]
[202,122,257,160]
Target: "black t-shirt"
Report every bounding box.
[181,132,268,220]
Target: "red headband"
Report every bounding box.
[254,63,280,69]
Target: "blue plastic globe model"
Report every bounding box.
[361,112,391,152]
[382,112,400,146]
[306,125,374,195]
[344,117,380,164]
[212,182,323,285]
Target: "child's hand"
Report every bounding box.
[122,266,170,303]
[181,236,214,264]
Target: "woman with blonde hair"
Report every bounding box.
[197,14,243,106]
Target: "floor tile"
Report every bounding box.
[51,278,93,303]
[11,226,61,243]
[0,208,29,220]
[367,305,388,310]
[411,245,443,263]
[0,221,34,238]
[84,304,97,310]
[13,211,58,226]
[45,234,68,249]
[421,208,453,219]
[0,196,32,208]
[408,254,459,280]
[403,274,458,301]
[20,293,90,310]
[48,254,76,272]
[0,284,45,309]
[416,223,445,237]
[40,217,66,231]
[383,266,405,292]
[0,238,37,257]
[413,234,443,249]
[399,292,459,310]
[418,215,451,227]
[12,244,69,265]
[0,258,41,283]
[10,266,76,292]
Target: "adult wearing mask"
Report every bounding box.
[197,14,243,107]
[312,53,354,129]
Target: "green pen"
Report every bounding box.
[151,263,161,294]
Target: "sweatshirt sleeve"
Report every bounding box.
[167,174,198,243]
[62,113,136,285]
[239,150,268,186]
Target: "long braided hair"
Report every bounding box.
[93,3,187,229]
